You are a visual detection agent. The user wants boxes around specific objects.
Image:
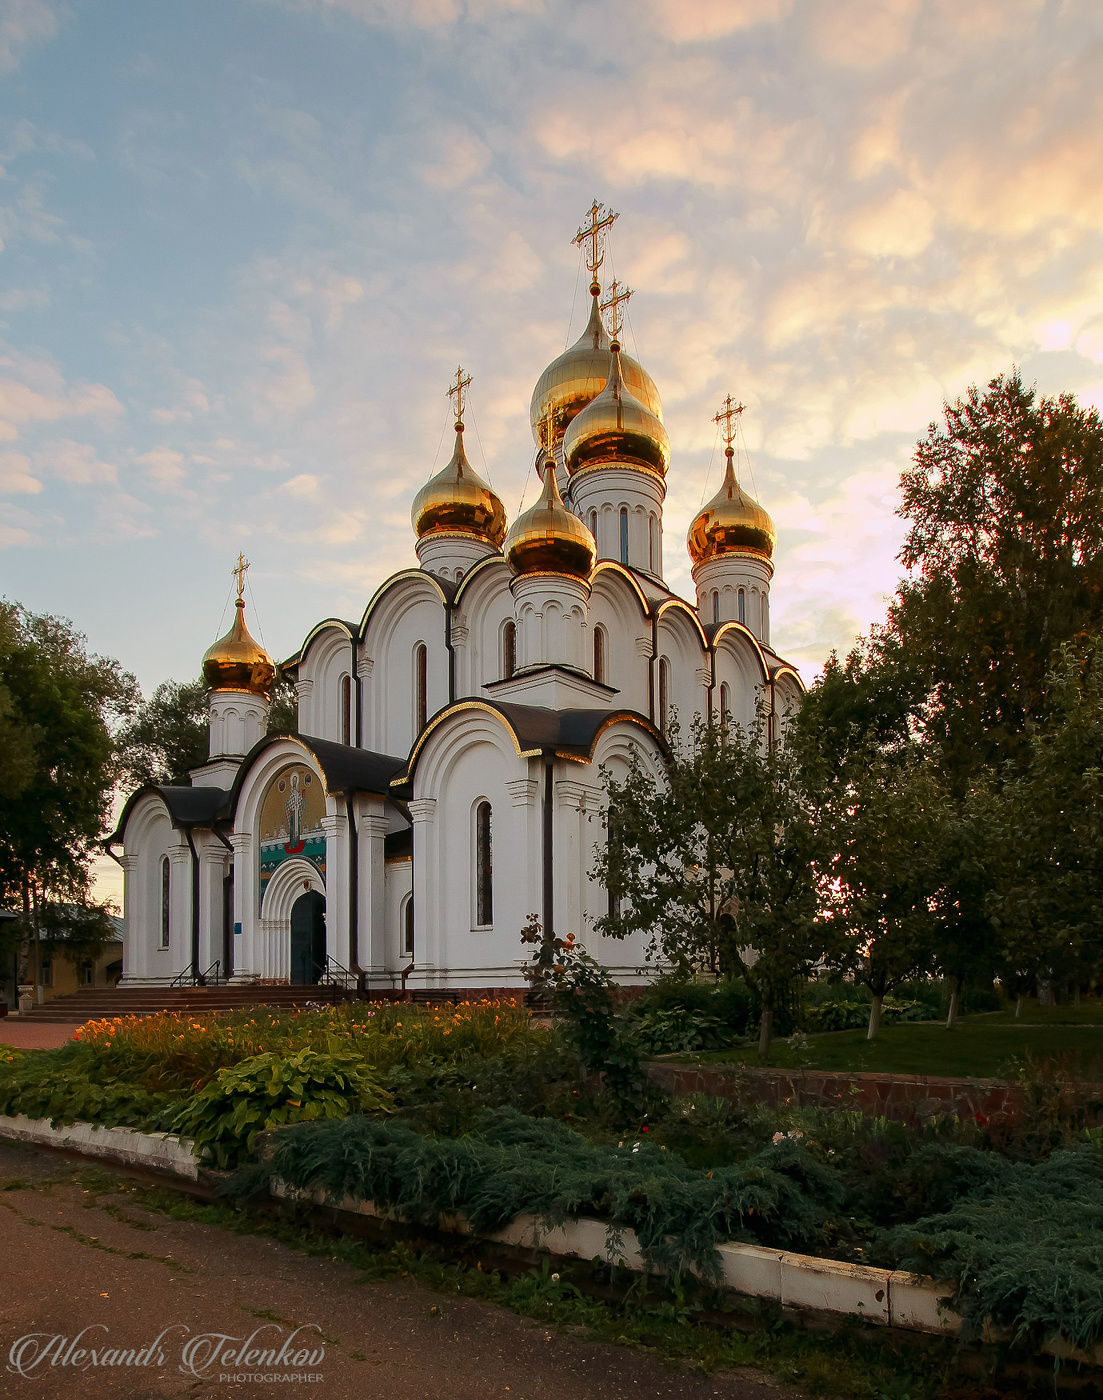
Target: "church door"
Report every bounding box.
[290,891,326,985]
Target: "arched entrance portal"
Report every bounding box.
[290,890,326,985]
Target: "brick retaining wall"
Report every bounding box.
[646,1062,1033,1121]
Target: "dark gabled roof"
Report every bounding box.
[393,700,664,789]
[226,732,406,810]
[107,782,231,846]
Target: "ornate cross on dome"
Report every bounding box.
[233,552,250,602]
[573,200,619,282]
[714,394,746,450]
[600,278,633,341]
[447,366,472,426]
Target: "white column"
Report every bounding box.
[198,841,230,974]
[356,797,389,979]
[320,808,349,970]
[119,854,141,983]
[169,844,191,978]
[407,798,437,984]
[295,678,314,735]
[230,831,257,982]
[555,778,596,944]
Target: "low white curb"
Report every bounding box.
[271,1180,958,1335]
[0,1113,199,1180]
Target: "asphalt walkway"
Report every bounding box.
[0,1142,803,1400]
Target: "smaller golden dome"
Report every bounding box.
[563,341,670,478]
[411,423,507,549]
[529,290,663,450]
[203,597,277,697]
[504,457,596,579]
[687,448,776,567]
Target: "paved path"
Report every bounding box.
[0,1021,82,1050]
[0,1143,804,1400]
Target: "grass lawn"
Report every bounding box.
[680,1009,1103,1079]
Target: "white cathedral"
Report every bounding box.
[112,208,803,993]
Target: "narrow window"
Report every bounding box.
[403,897,414,957]
[648,513,656,573]
[619,507,629,565]
[160,855,170,948]
[607,805,622,919]
[658,657,670,736]
[738,588,746,624]
[475,801,493,926]
[415,643,428,733]
[593,626,606,685]
[341,674,351,745]
[589,510,598,541]
[712,590,719,625]
[720,682,730,722]
[503,620,516,680]
[41,956,52,987]
[761,592,768,639]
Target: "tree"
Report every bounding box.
[985,642,1103,1009]
[0,603,138,990]
[594,709,830,1056]
[821,747,944,1038]
[116,668,299,788]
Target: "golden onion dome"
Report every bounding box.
[529,288,662,449]
[411,423,507,549]
[687,447,776,567]
[504,456,596,579]
[562,340,670,478]
[202,597,276,697]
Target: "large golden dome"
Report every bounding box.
[687,448,776,567]
[411,423,507,549]
[529,289,662,450]
[504,457,596,579]
[563,341,670,478]
[203,597,277,697]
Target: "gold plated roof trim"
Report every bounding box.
[529,291,662,449]
[202,597,277,698]
[411,423,507,549]
[504,458,596,579]
[687,448,776,566]
[563,341,670,477]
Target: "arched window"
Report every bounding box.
[340,674,351,746]
[606,804,622,919]
[761,592,768,640]
[160,855,170,949]
[658,657,670,736]
[402,896,414,958]
[712,590,719,624]
[475,801,493,926]
[619,507,629,565]
[720,682,731,723]
[738,588,746,624]
[502,620,516,680]
[414,642,428,733]
[648,513,656,573]
[593,625,606,685]
[589,509,598,541]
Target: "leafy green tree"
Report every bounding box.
[985,642,1103,1009]
[0,603,138,989]
[821,748,944,1038]
[594,709,830,1056]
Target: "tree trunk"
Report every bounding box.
[867,993,883,1040]
[1015,994,1023,1019]
[758,1003,773,1058]
[1075,985,1082,1007]
[945,980,959,1030]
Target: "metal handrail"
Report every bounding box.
[169,964,198,988]
[169,959,225,988]
[316,955,356,990]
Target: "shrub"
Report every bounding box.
[172,1049,392,1168]
[0,1048,180,1129]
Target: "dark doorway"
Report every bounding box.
[290,890,326,985]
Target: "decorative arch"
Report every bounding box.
[260,856,325,924]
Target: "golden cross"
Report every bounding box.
[233,552,250,602]
[573,199,619,280]
[600,278,633,341]
[447,365,472,424]
[714,394,746,450]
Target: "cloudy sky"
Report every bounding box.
[3,0,1103,695]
